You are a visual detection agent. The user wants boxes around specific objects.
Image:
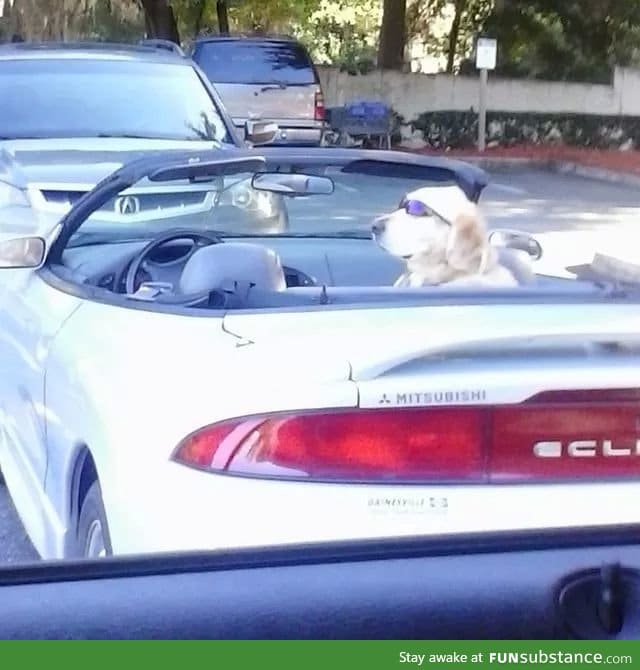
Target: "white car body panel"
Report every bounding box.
[532,226,639,278]
[1,262,640,558]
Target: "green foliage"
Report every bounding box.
[297,0,379,72]
[407,0,493,73]
[410,110,640,150]
[479,0,640,83]
[183,0,379,71]
[172,0,320,39]
[85,0,145,41]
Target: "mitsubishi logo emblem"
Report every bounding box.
[379,393,391,405]
[114,195,141,215]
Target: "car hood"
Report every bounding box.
[0,137,236,188]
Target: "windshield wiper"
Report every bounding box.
[0,135,47,140]
[260,82,287,92]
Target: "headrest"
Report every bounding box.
[495,246,536,285]
[179,242,287,294]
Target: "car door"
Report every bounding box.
[0,525,637,638]
[0,263,82,495]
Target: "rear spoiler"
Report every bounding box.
[257,147,490,203]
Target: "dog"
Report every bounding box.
[372,183,519,287]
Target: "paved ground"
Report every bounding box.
[0,165,639,564]
[285,164,640,235]
[480,166,640,233]
[0,474,38,562]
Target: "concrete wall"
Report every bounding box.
[318,66,640,120]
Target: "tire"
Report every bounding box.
[72,481,113,559]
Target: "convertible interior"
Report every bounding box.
[43,151,609,310]
[51,229,603,312]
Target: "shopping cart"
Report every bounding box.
[326,100,393,149]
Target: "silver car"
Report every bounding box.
[0,41,288,235]
[191,36,326,147]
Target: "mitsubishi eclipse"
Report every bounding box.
[1,147,640,560]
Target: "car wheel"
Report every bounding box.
[74,481,112,559]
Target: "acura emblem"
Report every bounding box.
[115,195,141,215]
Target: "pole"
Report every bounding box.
[478,67,488,152]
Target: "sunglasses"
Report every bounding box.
[398,197,451,225]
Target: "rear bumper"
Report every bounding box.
[234,119,325,146]
[106,459,640,556]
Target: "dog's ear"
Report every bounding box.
[445,211,488,273]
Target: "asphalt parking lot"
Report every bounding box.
[1,165,639,563]
[285,164,640,235]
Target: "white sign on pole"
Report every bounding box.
[476,37,497,70]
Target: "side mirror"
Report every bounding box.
[489,229,543,261]
[245,119,278,146]
[0,236,47,269]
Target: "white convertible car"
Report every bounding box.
[1,147,639,560]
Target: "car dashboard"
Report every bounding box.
[63,235,406,294]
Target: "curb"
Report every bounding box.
[552,160,640,188]
[432,154,640,187]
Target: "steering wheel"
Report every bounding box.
[124,229,222,295]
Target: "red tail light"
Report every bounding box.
[314,90,325,121]
[172,390,640,483]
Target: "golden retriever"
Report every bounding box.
[372,184,518,287]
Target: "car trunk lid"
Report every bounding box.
[223,302,640,384]
[217,302,640,484]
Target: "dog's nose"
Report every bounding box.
[372,220,386,235]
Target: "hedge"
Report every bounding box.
[406,111,640,150]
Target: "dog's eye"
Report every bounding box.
[403,199,430,217]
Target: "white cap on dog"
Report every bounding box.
[404,183,477,223]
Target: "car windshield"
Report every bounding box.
[0,59,231,143]
[194,40,316,85]
[66,160,468,242]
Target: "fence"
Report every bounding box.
[317,66,640,122]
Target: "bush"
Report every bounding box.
[409,111,640,150]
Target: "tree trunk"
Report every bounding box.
[377,0,406,70]
[193,0,207,36]
[446,0,466,73]
[216,0,229,35]
[139,0,180,43]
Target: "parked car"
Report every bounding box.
[190,35,326,147]
[0,40,287,233]
[0,146,636,560]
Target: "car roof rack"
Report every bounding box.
[138,39,185,56]
[0,40,186,57]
